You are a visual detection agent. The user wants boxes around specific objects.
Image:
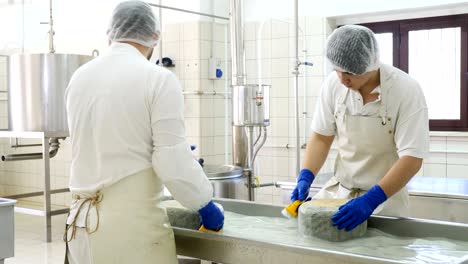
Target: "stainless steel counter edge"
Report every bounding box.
[276,180,468,200]
[408,191,468,200]
[173,228,402,264]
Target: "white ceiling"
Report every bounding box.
[245,0,468,20]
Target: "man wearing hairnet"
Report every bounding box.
[290,25,429,231]
[63,1,223,263]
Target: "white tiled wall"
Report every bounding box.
[421,136,468,179]
[163,20,231,166]
[0,20,231,207]
[2,15,468,209]
[0,138,72,206]
[242,16,329,204]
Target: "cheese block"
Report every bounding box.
[298,199,367,242]
[160,200,224,230]
[160,200,201,230]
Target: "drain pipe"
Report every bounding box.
[292,0,301,176]
[2,138,62,162]
[230,0,251,200]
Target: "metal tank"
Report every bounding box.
[229,0,271,201]
[203,165,247,199]
[232,84,270,127]
[7,53,92,136]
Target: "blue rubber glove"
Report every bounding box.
[290,169,315,202]
[198,201,224,231]
[331,184,387,232]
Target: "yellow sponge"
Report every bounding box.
[198,225,222,234]
[281,200,303,218]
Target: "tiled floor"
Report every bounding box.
[5,212,207,264]
[5,213,67,264]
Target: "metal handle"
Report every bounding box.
[92,49,100,57]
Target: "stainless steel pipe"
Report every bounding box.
[230,0,249,187]
[252,127,267,166]
[247,127,255,200]
[48,0,55,53]
[147,3,229,20]
[293,0,301,176]
[10,138,42,148]
[2,138,61,162]
[230,0,246,87]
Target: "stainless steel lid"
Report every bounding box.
[203,164,244,180]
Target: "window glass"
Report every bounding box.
[408,27,461,120]
[374,33,393,66]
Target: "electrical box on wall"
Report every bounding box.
[208,57,223,80]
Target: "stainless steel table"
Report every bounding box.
[0,198,16,264]
[174,199,468,264]
[278,174,468,224]
[407,176,468,223]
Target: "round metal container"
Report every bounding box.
[8,53,93,136]
[203,164,248,200]
[232,84,270,127]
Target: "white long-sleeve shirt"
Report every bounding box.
[311,64,429,159]
[65,42,212,210]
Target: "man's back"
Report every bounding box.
[66,42,175,193]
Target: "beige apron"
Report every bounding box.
[64,168,178,264]
[313,86,409,217]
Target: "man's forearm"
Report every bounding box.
[302,132,334,176]
[378,156,423,198]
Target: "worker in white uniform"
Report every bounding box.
[290,25,429,231]
[63,1,224,263]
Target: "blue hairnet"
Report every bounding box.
[107,1,160,48]
[326,25,380,75]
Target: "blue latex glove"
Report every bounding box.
[290,169,315,201]
[198,201,224,231]
[331,184,387,232]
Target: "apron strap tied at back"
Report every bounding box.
[63,192,104,243]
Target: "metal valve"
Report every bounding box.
[255,91,263,106]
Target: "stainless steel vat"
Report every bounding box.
[232,84,270,127]
[203,164,248,199]
[8,53,92,136]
